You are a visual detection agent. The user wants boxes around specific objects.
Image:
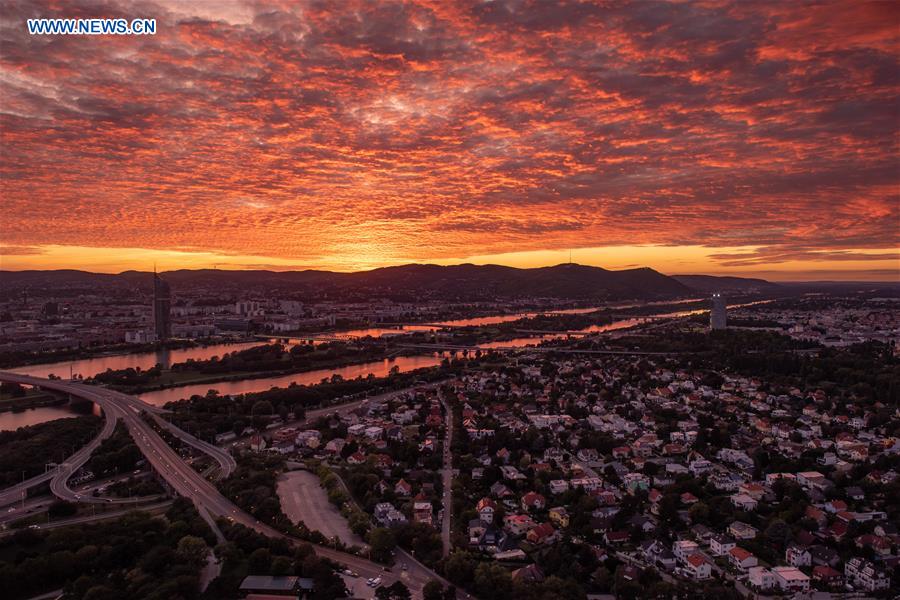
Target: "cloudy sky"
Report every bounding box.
[1,0,898,279]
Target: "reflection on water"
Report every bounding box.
[138,354,445,406]
[10,342,264,380]
[0,406,81,431]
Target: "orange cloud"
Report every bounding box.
[0,0,897,280]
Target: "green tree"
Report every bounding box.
[367,527,396,562]
[248,547,272,573]
[474,563,512,599]
[444,551,476,587]
[423,580,445,600]
[271,556,293,576]
[688,501,710,524]
[176,535,208,568]
[376,581,412,600]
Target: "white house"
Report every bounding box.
[772,566,810,592]
[710,534,736,556]
[673,540,699,562]
[748,566,775,591]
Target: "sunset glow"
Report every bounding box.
[1,0,898,279]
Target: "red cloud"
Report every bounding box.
[0,0,897,272]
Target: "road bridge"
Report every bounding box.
[0,372,463,598]
[0,373,235,506]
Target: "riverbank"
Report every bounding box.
[0,338,212,370]
[103,348,432,396]
[0,389,66,413]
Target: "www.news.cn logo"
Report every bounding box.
[27,18,156,35]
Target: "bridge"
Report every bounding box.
[0,373,235,508]
[0,372,460,597]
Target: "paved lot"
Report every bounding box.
[342,574,376,599]
[277,470,366,549]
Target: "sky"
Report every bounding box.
[0,0,898,281]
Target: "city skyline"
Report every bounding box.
[2,0,898,280]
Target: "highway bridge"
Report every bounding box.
[0,373,234,508]
[0,372,461,598]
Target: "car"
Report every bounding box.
[372,577,382,587]
[401,563,407,571]
[366,578,375,586]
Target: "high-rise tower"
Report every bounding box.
[153,271,172,340]
[710,293,727,330]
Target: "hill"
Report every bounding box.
[672,274,781,293]
[3,263,694,301]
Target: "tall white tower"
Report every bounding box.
[710,293,727,330]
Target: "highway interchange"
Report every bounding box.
[0,371,461,599]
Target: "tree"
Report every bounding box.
[271,556,293,576]
[688,501,710,524]
[176,535,208,567]
[376,581,411,600]
[248,547,272,573]
[444,551,476,587]
[367,527,396,562]
[474,563,512,599]
[423,580,444,600]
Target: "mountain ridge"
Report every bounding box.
[0,264,776,301]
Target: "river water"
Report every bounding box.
[8,342,264,380]
[137,354,445,407]
[0,298,761,429]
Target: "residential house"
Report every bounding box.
[771,566,810,593]
[728,547,758,572]
[845,557,890,592]
[683,554,711,580]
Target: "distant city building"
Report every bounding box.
[153,272,172,340]
[235,300,262,316]
[125,330,157,344]
[710,293,727,330]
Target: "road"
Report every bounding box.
[0,404,119,508]
[0,373,235,507]
[0,500,174,536]
[0,372,461,599]
[440,390,453,557]
[0,472,162,526]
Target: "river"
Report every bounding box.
[8,342,265,380]
[0,297,762,429]
[137,354,445,406]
